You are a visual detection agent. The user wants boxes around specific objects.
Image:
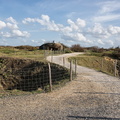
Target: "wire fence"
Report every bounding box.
[0,52,120,97]
[117,60,120,77]
[0,57,77,97]
[42,50,120,79]
[73,56,120,78]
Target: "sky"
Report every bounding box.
[0,0,120,48]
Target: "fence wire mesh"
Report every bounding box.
[73,56,120,78]
[0,56,77,97]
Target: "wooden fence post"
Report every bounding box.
[70,60,73,81]
[51,51,53,62]
[101,58,103,71]
[48,63,52,91]
[75,59,77,77]
[63,57,65,66]
[114,60,117,77]
[44,50,46,60]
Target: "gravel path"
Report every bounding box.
[0,53,120,120]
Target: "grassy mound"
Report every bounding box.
[70,55,120,77]
[0,57,70,94]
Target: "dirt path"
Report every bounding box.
[0,53,120,120]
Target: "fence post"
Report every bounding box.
[101,58,103,71]
[51,51,53,62]
[63,57,65,66]
[75,59,77,77]
[114,60,117,77]
[44,50,46,60]
[48,63,52,92]
[70,60,73,81]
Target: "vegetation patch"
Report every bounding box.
[69,55,120,77]
[0,57,70,97]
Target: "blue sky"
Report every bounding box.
[0,0,120,48]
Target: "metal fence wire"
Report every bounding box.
[117,60,120,77]
[74,56,120,78]
[0,55,119,97]
[0,57,76,97]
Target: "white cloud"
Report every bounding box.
[93,14,120,23]
[60,26,72,34]
[67,18,86,31]
[66,12,76,19]
[106,40,114,46]
[99,1,120,14]
[91,23,103,34]
[0,30,30,38]
[6,22,18,29]
[87,23,120,47]
[0,17,30,39]
[31,39,46,45]
[12,29,30,37]
[22,18,37,24]
[75,33,86,41]
[88,23,110,39]
[61,32,86,42]
[93,1,120,23]
[67,19,79,31]
[31,40,35,42]
[23,15,60,31]
[6,17,18,24]
[97,39,104,45]
[23,14,86,32]
[31,39,39,43]
[22,14,87,44]
[0,21,6,29]
[22,14,120,48]
[41,15,50,22]
[108,25,120,35]
[76,18,86,27]
[2,32,12,38]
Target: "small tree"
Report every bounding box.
[71,44,84,52]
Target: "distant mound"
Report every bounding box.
[39,42,69,51]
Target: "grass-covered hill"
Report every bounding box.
[0,57,70,96]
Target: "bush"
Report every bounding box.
[64,48,72,53]
[102,52,120,60]
[90,46,105,53]
[15,46,38,51]
[71,44,84,52]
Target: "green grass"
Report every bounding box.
[0,47,47,61]
[0,78,70,98]
[84,50,114,57]
[0,48,71,97]
[69,54,116,76]
[0,47,67,61]
[43,79,70,92]
[0,89,44,98]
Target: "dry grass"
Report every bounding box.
[70,55,117,76]
[0,47,46,61]
[0,47,71,97]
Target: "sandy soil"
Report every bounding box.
[0,52,120,120]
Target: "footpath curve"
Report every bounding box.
[0,52,120,120]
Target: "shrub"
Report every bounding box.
[102,52,120,60]
[71,44,84,52]
[90,46,105,53]
[15,45,38,51]
[64,48,72,53]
